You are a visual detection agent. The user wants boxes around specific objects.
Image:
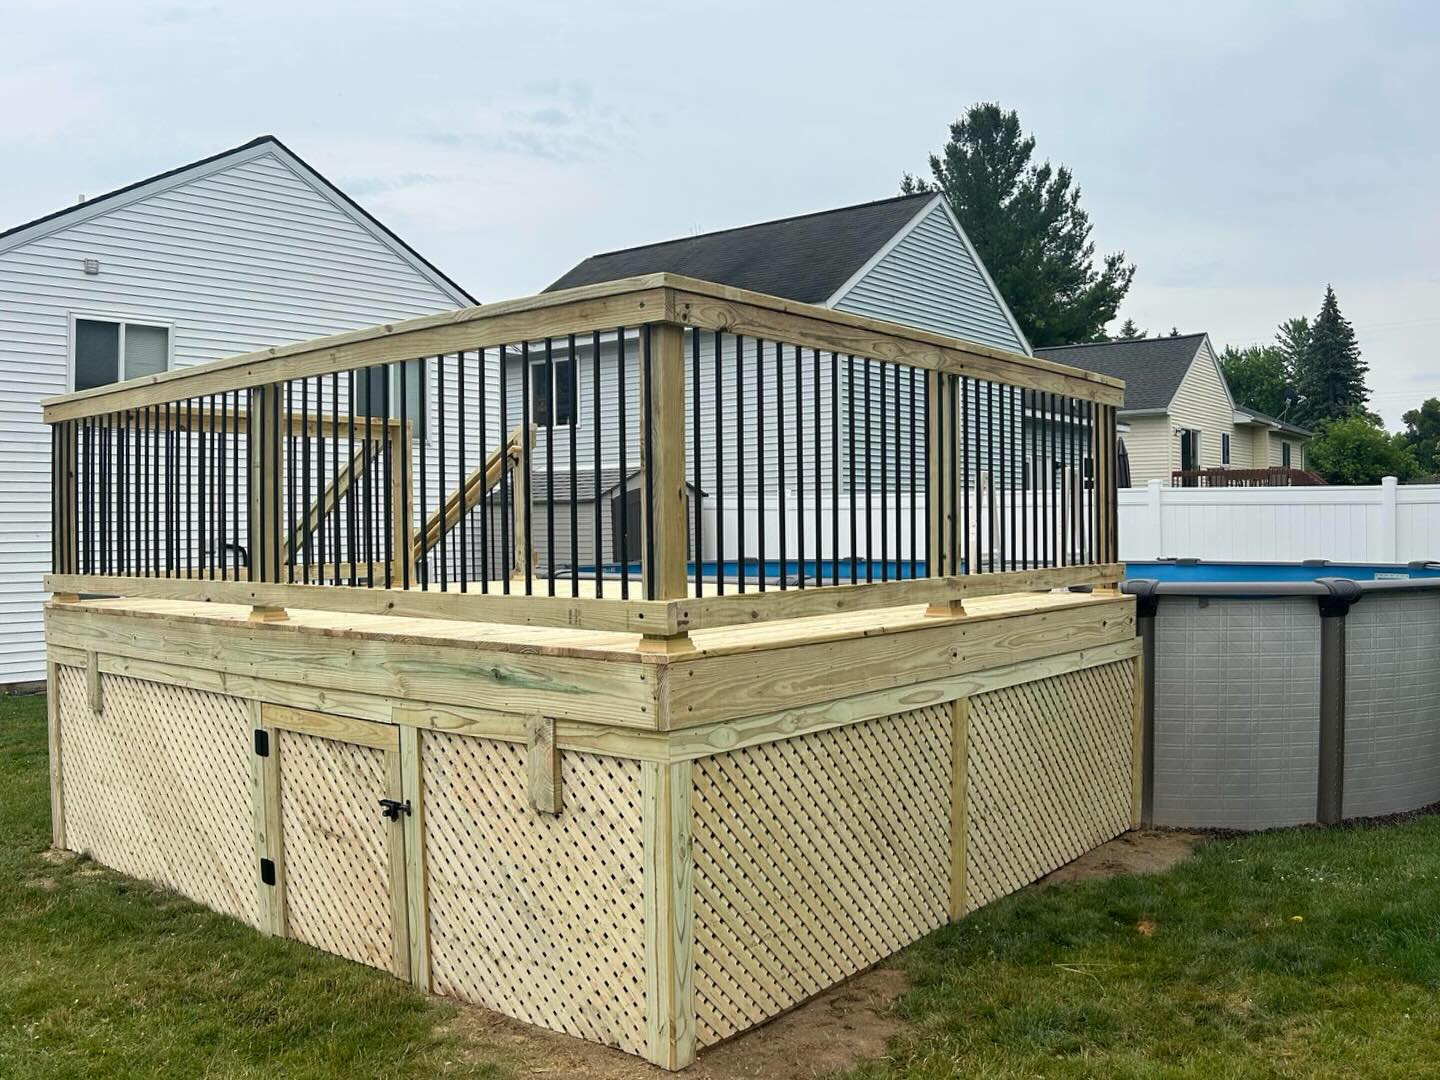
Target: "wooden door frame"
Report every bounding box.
[256,703,427,988]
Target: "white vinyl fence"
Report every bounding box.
[1120,477,1440,564]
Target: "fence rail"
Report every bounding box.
[45,274,1124,641]
[1172,466,1326,488]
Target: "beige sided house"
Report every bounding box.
[1036,334,1312,485]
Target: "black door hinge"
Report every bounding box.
[379,798,412,822]
[259,858,276,886]
[253,730,270,757]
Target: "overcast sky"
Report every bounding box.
[4,0,1436,427]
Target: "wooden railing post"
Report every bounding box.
[925,372,955,578]
[642,323,689,603]
[247,385,283,588]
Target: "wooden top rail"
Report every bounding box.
[42,274,1123,423]
[46,562,1125,638]
[66,404,400,440]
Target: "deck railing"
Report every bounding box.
[1172,466,1325,488]
[45,274,1124,645]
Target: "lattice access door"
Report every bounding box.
[263,705,413,981]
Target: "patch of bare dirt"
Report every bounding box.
[442,966,909,1079]
[1040,828,1203,886]
[442,830,1203,1077]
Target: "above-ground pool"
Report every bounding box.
[1123,563,1440,831]
[1128,559,1440,583]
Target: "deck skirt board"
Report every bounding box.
[46,588,1140,1070]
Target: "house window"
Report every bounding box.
[72,316,171,391]
[1222,433,1231,465]
[356,359,427,438]
[531,358,574,428]
[1282,441,1292,468]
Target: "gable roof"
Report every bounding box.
[545,192,936,303]
[1035,334,1209,412]
[0,135,477,305]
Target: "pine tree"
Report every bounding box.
[1115,318,1146,339]
[1293,286,1368,426]
[902,103,1135,346]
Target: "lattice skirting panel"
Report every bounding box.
[688,706,952,1047]
[278,729,397,973]
[421,731,649,1056]
[966,659,1137,912]
[55,667,260,928]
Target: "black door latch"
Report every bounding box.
[379,798,411,821]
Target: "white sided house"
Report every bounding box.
[496,193,1095,579]
[0,136,473,686]
[1036,334,1314,486]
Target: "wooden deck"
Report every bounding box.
[46,583,1140,1070]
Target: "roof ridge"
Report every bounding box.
[0,135,476,304]
[0,135,279,242]
[1038,333,1207,351]
[578,191,935,262]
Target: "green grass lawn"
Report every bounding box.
[839,817,1440,1079]
[0,693,509,1080]
[6,691,1440,1079]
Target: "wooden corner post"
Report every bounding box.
[642,759,695,1070]
[639,323,692,653]
[642,324,689,602]
[925,371,966,617]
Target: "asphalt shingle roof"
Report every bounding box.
[545,193,934,302]
[1035,334,1208,411]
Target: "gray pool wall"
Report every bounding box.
[1129,580,1440,830]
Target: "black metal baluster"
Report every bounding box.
[617,328,629,600]
[382,363,394,590]
[458,352,467,593]
[794,343,805,589]
[863,358,872,583]
[401,361,413,591]
[497,347,507,595]
[879,362,888,583]
[543,340,553,596]
[736,335,746,593]
[591,332,602,598]
[348,377,360,587]
[756,340,766,591]
[848,356,857,584]
[776,339,786,590]
[692,328,702,597]
[960,378,970,574]
[520,344,532,596]
[568,335,578,598]
[711,329,722,595]
[435,357,446,591]
[813,348,822,588]
[831,352,840,586]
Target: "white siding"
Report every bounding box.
[1166,340,1236,473]
[1119,415,1174,487]
[0,147,464,684]
[830,201,1028,354]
